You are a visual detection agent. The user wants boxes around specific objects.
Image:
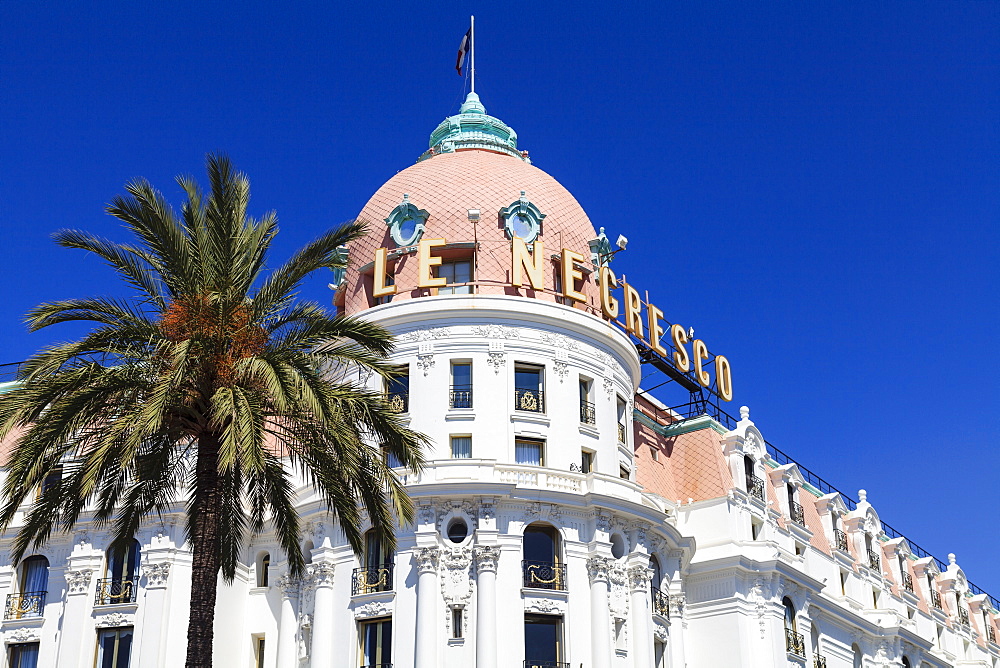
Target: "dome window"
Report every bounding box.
[384,194,429,247]
[501,191,546,244]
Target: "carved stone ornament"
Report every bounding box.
[297,614,312,660]
[307,562,336,588]
[478,500,495,521]
[418,504,437,526]
[603,375,614,398]
[540,332,579,351]
[353,600,393,619]
[594,512,612,534]
[142,562,171,588]
[440,547,473,606]
[628,566,653,591]
[278,574,301,597]
[416,547,440,574]
[6,627,40,643]
[487,350,506,374]
[472,324,520,339]
[524,597,566,615]
[669,592,686,616]
[402,327,451,342]
[474,546,501,574]
[95,611,134,628]
[587,556,614,584]
[553,359,569,382]
[653,622,668,642]
[65,568,93,595]
[417,352,435,376]
[609,566,628,617]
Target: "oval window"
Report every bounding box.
[447,519,469,544]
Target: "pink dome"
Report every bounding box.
[343,149,602,314]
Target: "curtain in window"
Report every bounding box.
[451,437,472,459]
[361,619,392,666]
[21,557,48,593]
[97,628,133,668]
[9,644,39,668]
[108,541,141,581]
[515,441,542,466]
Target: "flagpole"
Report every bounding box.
[470,15,475,94]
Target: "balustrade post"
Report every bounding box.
[414,547,440,668]
[474,546,501,668]
[275,575,300,668]
[307,562,336,668]
[587,556,614,668]
[137,562,171,668]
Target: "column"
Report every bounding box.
[308,562,336,667]
[627,566,653,668]
[275,575,300,668]
[56,568,94,668]
[138,562,172,668]
[474,546,501,668]
[587,556,613,668]
[669,592,687,668]
[414,547,440,668]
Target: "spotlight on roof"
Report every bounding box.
[467,209,481,221]
[616,234,628,251]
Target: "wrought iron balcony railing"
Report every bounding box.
[359,664,392,668]
[958,606,970,625]
[514,388,545,413]
[987,623,996,644]
[352,564,394,596]
[814,656,828,668]
[901,572,914,593]
[524,662,570,668]
[834,529,849,552]
[747,474,765,502]
[522,560,566,591]
[95,578,137,605]
[930,590,942,610]
[790,501,805,525]
[617,423,626,443]
[867,550,881,572]
[385,391,408,413]
[5,591,45,619]
[449,385,472,409]
[579,400,596,425]
[784,628,805,657]
[651,588,670,618]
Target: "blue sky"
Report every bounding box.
[2,3,997,591]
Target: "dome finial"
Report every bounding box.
[420,93,529,163]
[460,92,486,115]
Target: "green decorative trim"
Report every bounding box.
[501,191,545,243]
[633,410,727,437]
[329,245,349,290]
[420,93,529,163]
[588,227,613,270]
[384,194,429,247]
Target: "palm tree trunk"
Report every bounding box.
[186,433,222,668]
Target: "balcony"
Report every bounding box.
[930,590,942,610]
[834,529,849,552]
[360,664,392,668]
[958,606,970,625]
[524,662,570,668]
[95,578,137,606]
[867,550,881,572]
[746,474,765,502]
[784,628,805,657]
[814,656,828,668]
[651,588,670,618]
[579,400,596,425]
[987,624,996,644]
[352,564,394,596]
[385,391,408,413]
[5,591,45,619]
[449,385,472,409]
[901,572,914,594]
[789,501,805,526]
[514,388,545,413]
[522,560,566,591]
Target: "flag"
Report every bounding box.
[456,27,471,75]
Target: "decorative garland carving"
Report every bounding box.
[65,569,93,595]
[142,562,171,588]
[353,600,393,619]
[472,324,519,339]
[95,611,134,628]
[525,597,566,615]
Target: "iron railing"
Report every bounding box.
[579,400,596,425]
[359,664,393,668]
[834,529,849,552]
[514,388,545,413]
[0,362,24,383]
[867,550,881,572]
[651,588,670,618]
[449,386,472,409]
[524,662,570,668]
[352,565,393,596]
[814,656,827,668]
[522,560,566,591]
[784,628,805,657]
[617,423,626,443]
[95,578,137,605]
[5,591,45,619]
[901,572,913,594]
[987,624,996,644]
[747,474,765,502]
[789,501,805,526]
[930,590,942,610]
[958,607,970,625]
[385,391,408,413]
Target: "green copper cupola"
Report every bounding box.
[419,92,530,163]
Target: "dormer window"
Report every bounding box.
[384,194,429,247]
[501,191,545,244]
[787,485,805,525]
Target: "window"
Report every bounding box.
[374,272,394,305]
[616,396,627,443]
[256,553,270,588]
[254,636,265,668]
[840,570,848,596]
[446,519,469,544]
[653,639,666,668]
[514,364,544,413]
[515,438,544,467]
[96,627,133,668]
[619,465,630,480]
[524,614,563,668]
[437,259,472,295]
[522,524,564,590]
[450,361,472,408]
[580,450,594,474]
[579,377,595,424]
[852,643,863,668]
[452,608,464,639]
[751,519,763,541]
[99,540,140,605]
[10,556,48,619]
[385,366,409,413]
[872,588,880,608]
[783,598,804,656]
[7,643,39,668]
[359,618,392,668]
[902,657,911,668]
[353,531,393,596]
[450,435,472,459]
[649,445,659,462]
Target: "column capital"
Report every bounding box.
[65,569,93,595]
[473,546,501,573]
[307,562,336,589]
[627,565,653,591]
[278,574,301,597]
[141,562,171,589]
[587,555,614,584]
[416,547,440,574]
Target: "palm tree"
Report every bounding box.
[0,154,425,668]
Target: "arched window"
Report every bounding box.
[649,555,662,591]
[354,530,394,595]
[14,556,49,618]
[782,598,796,632]
[902,657,911,668]
[782,598,803,656]
[852,643,863,668]
[256,552,270,588]
[303,541,314,565]
[522,524,564,590]
[99,540,140,604]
